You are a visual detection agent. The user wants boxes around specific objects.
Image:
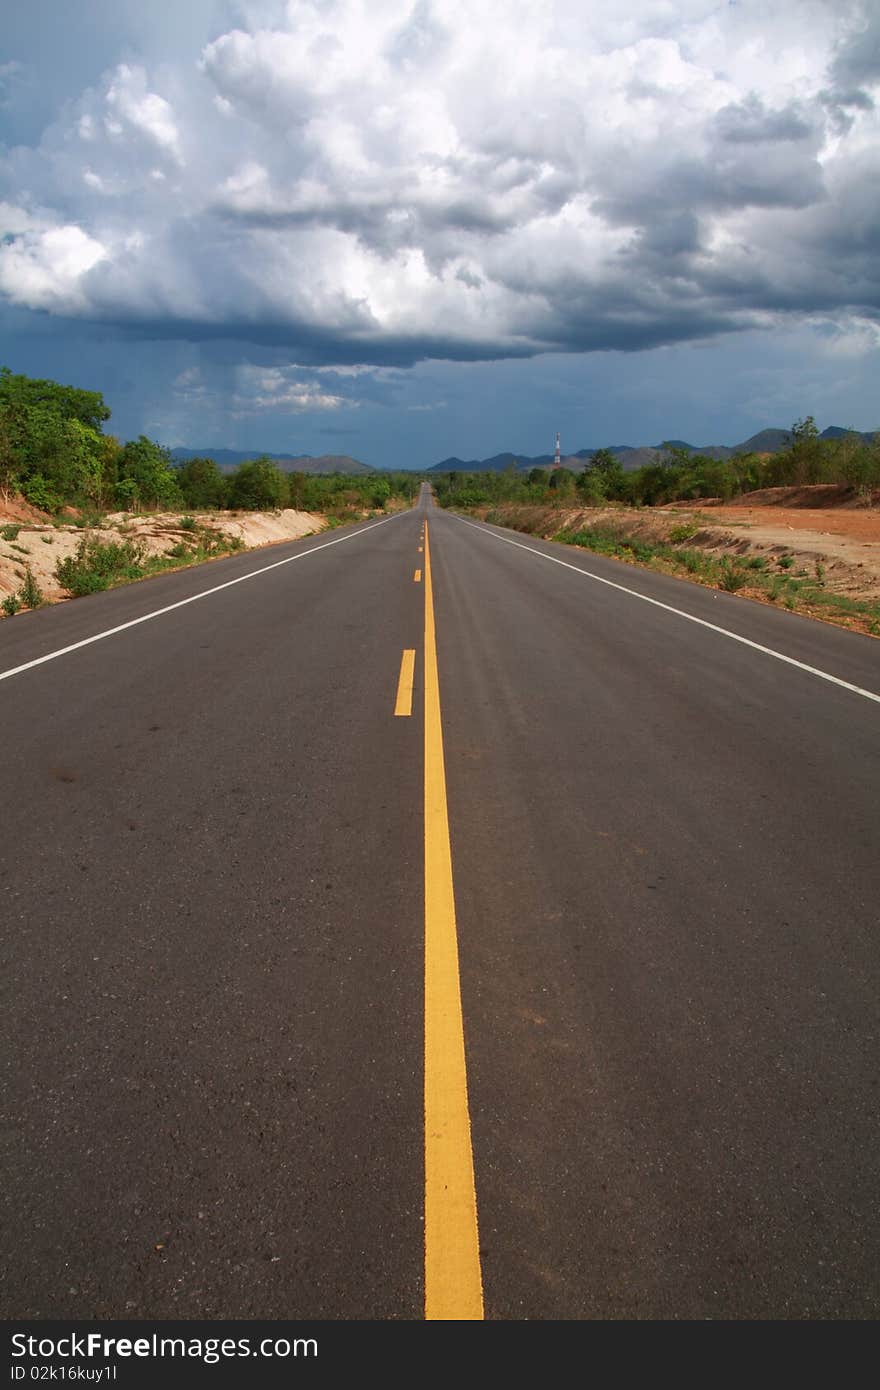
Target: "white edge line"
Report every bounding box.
[0,513,401,684]
[453,514,880,707]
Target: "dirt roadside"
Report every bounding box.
[475,489,880,635]
[658,501,880,603]
[0,506,328,609]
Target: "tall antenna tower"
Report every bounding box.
[554,431,561,468]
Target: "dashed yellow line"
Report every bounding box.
[423,521,484,1320]
[394,649,415,717]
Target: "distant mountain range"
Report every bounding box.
[170,425,877,476]
[170,448,373,475]
[426,426,878,473]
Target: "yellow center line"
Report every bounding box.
[394,649,415,717]
[423,520,484,1320]
[414,569,422,583]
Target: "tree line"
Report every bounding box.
[432,418,880,511]
[0,367,417,515]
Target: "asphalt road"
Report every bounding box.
[1,488,878,1320]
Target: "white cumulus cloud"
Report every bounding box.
[0,220,107,311]
[0,0,878,366]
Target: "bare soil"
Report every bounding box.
[0,505,328,608]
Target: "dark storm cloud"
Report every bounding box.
[828,10,880,90]
[712,96,816,144]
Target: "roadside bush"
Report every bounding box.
[19,565,43,609]
[55,535,146,596]
[718,561,747,591]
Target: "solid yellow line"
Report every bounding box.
[423,520,484,1320]
[414,569,422,583]
[394,649,415,717]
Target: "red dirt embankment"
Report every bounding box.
[685,485,880,544]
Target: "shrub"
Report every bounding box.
[719,560,747,591]
[669,521,699,543]
[179,515,197,530]
[1,524,20,540]
[19,565,43,609]
[679,549,705,574]
[55,535,146,596]
[2,593,21,616]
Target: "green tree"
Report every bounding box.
[659,442,692,469]
[287,471,307,510]
[368,475,392,508]
[577,468,606,504]
[0,366,110,440]
[97,434,122,505]
[175,456,228,510]
[587,448,627,499]
[227,457,288,510]
[0,412,19,504]
[548,466,576,498]
[786,415,823,485]
[0,367,111,504]
[117,436,180,510]
[58,419,105,506]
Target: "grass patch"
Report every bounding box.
[669,520,700,543]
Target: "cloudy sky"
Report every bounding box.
[1,1,879,467]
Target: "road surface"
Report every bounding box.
[1,485,878,1320]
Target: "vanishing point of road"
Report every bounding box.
[2,484,878,1319]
